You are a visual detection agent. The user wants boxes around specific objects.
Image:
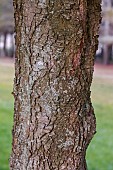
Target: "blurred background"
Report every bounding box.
[0,0,113,170]
[0,0,15,59]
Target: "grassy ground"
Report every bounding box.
[0,62,14,170]
[0,61,113,170]
[87,65,113,170]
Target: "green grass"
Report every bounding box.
[0,64,14,170]
[0,63,113,170]
[87,76,113,170]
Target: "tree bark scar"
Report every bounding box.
[79,0,84,19]
[70,0,86,76]
[70,37,84,76]
[79,0,87,33]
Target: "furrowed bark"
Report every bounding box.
[10,0,101,169]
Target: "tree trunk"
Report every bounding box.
[4,32,7,57]
[10,0,101,169]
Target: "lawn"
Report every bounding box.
[87,67,113,170]
[0,62,113,170]
[0,63,14,170]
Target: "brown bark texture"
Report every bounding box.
[10,0,101,170]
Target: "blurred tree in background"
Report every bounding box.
[0,0,15,58]
[0,0,14,32]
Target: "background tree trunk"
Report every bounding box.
[10,0,101,169]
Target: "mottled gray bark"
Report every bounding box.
[10,0,101,169]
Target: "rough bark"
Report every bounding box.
[10,0,101,169]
